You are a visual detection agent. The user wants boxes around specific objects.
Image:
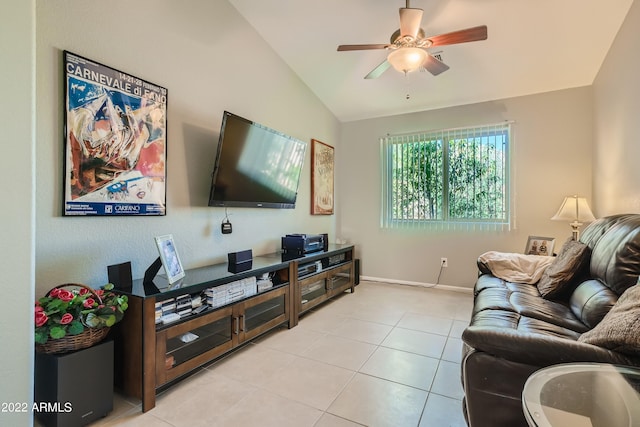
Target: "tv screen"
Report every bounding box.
[208,111,307,208]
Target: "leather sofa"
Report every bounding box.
[461,214,640,427]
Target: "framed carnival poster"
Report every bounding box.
[311,139,334,215]
[63,51,167,216]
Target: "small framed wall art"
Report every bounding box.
[311,139,334,215]
[525,236,555,256]
[63,51,167,216]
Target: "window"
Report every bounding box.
[381,123,511,230]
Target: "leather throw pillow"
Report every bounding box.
[536,239,591,299]
[579,284,640,357]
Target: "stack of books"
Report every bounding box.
[156,298,181,325]
[175,294,192,317]
[257,277,273,292]
[191,294,203,310]
[155,302,163,324]
[205,276,258,308]
[205,286,227,308]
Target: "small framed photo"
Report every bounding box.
[525,236,555,256]
[154,234,185,285]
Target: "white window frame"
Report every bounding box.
[380,123,512,231]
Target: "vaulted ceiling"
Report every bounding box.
[229,0,633,122]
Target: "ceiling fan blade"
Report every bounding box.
[337,44,390,51]
[399,8,423,39]
[364,59,391,79]
[422,54,450,76]
[427,25,488,47]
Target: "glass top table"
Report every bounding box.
[522,363,640,427]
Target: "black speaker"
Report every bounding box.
[228,250,253,274]
[107,262,133,292]
[35,340,113,427]
[320,233,328,251]
[228,249,252,266]
[354,258,361,285]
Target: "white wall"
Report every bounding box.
[35,0,339,296]
[338,87,594,289]
[593,0,640,215]
[1,0,35,425]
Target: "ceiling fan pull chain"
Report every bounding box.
[405,71,411,99]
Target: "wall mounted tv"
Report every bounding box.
[208,111,307,208]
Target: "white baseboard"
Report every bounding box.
[361,275,474,294]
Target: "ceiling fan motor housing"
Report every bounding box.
[336,2,487,79]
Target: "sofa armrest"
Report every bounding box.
[477,259,491,275]
[462,325,638,367]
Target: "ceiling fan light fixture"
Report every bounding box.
[387,47,427,73]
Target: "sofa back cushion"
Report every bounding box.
[580,214,640,296]
[580,214,634,249]
[569,279,618,328]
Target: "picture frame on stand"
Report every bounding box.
[154,234,185,285]
[525,236,555,256]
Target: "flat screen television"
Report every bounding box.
[208,111,307,208]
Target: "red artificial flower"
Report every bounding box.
[79,288,89,295]
[49,288,61,297]
[83,298,96,309]
[35,311,48,328]
[60,313,73,325]
[58,290,74,302]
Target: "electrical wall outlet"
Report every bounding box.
[440,257,448,268]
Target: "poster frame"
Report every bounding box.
[63,50,168,216]
[310,139,334,215]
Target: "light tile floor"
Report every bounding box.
[79,281,474,427]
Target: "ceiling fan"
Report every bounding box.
[337,0,487,79]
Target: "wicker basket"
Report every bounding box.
[36,326,110,354]
[36,283,110,355]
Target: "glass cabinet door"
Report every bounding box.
[298,271,329,313]
[165,316,232,368]
[236,286,289,343]
[301,277,327,303]
[244,294,286,332]
[327,263,353,295]
[156,306,234,385]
